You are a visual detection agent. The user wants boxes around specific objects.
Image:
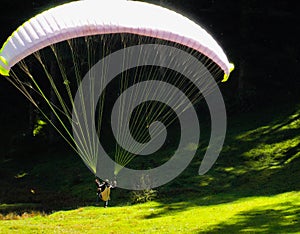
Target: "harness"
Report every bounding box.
[100,186,111,201]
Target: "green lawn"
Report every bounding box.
[0,102,299,233]
[1,191,299,233]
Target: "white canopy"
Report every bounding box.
[0,0,233,77]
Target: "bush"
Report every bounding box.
[130,189,158,204]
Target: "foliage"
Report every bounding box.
[33,119,47,136]
[130,189,158,204]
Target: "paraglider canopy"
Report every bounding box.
[0,0,233,79]
[0,0,234,188]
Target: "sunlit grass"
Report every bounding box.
[244,136,300,168]
[0,191,299,233]
[235,105,299,142]
[228,105,300,171]
[1,100,299,233]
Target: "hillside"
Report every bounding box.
[0,101,300,232]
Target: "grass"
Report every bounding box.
[0,191,299,233]
[0,101,299,233]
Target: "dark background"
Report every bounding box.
[0,0,299,157]
[0,0,299,215]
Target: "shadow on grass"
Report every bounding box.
[0,103,299,219]
[152,103,300,216]
[198,201,300,233]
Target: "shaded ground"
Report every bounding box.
[0,101,299,233]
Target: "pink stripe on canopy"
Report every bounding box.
[0,0,231,75]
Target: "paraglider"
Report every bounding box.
[0,0,233,189]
